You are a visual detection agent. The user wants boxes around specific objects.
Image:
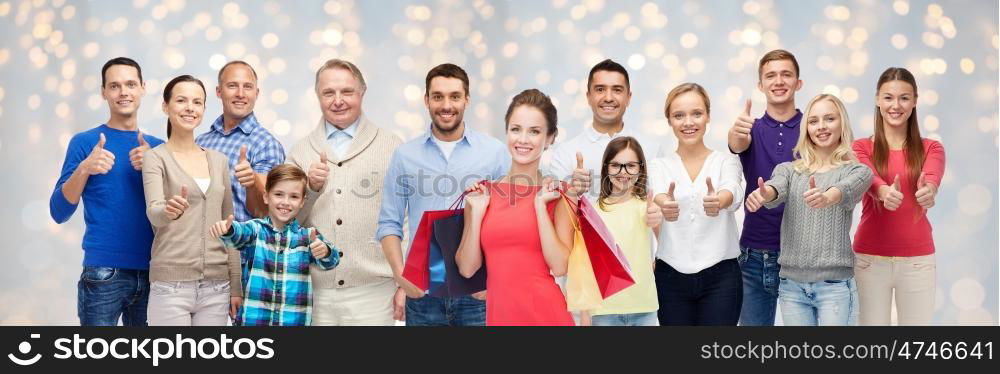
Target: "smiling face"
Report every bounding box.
[162,81,206,135]
[102,64,145,117]
[606,146,641,194]
[758,59,802,106]
[506,105,554,166]
[216,63,259,121]
[425,76,468,135]
[667,91,710,146]
[264,179,307,226]
[316,67,364,128]
[876,80,917,130]
[587,70,631,127]
[805,99,843,152]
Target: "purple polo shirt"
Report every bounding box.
[732,110,802,250]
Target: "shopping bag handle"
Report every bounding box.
[449,180,491,211]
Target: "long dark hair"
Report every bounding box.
[598,136,648,210]
[872,67,924,189]
[162,75,206,138]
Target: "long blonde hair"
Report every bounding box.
[791,94,856,173]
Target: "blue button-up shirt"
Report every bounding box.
[196,113,286,222]
[325,119,359,159]
[376,126,511,249]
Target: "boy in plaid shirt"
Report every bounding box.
[211,164,340,326]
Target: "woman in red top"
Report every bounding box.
[456,89,575,326]
[852,67,945,325]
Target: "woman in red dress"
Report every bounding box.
[456,89,575,326]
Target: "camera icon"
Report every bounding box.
[8,333,42,366]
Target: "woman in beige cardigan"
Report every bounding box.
[142,75,241,326]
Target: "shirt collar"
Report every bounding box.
[211,113,260,135]
[761,110,802,128]
[584,123,631,142]
[259,216,302,233]
[326,118,360,139]
[421,124,473,147]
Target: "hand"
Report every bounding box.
[745,177,773,213]
[229,296,243,321]
[81,133,115,175]
[536,178,561,204]
[308,151,330,192]
[471,290,487,301]
[729,99,754,142]
[644,195,663,227]
[803,175,837,209]
[396,276,425,299]
[570,152,592,197]
[393,287,406,321]
[878,174,904,211]
[129,131,150,171]
[164,185,190,220]
[211,214,235,238]
[234,145,255,188]
[465,182,491,213]
[656,182,679,221]
[703,177,721,217]
[914,172,937,210]
[309,228,330,259]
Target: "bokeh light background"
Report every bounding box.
[0,0,996,325]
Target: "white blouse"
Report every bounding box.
[649,150,744,274]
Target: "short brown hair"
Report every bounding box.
[425,63,470,97]
[315,58,367,93]
[217,60,258,84]
[265,164,308,195]
[757,49,800,81]
[504,89,558,136]
[664,82,711,117]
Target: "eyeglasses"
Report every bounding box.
[607,162,642,176]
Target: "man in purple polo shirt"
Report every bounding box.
[728,49,803,326]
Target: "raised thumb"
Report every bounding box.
[309,228,318,242]
[892,174,901,191]
[95,133,106,150]
[239,145,248,163]
[666,181,676,199]
[706,177,716,195]
[809,175,817,189]
[180,185,188,199]
[137,131,147,146]
[576,152,584,169]
[916,172,926,188]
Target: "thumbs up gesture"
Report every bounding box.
[878,174,904,211]
[309,228,330,259]
[803,175,841,209]
[129,131,150,171]
[745,177,775,213]
[211,214,235,238]
[703,177,721,217]
[914,172,937,210]
[164,184,190,220]
[308,151,331,192]
[655,182,679,222]
[569,152,592,197]
[82,133,116,175]
[644,192,663,227]
[729,99,754,142]
[234,145,255,188]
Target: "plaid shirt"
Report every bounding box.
[196,113,286,222]
[221,217,340,326]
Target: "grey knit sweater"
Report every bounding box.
[763,161,872,283]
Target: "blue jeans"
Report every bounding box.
[405,294,486,326]
[591,312,659,326]
[779,277,859,326]
[738,247,781,326]
[77,266,149,326]
[655,258,743,326]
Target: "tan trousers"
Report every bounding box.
[855,253,936,326]
[311,278,396,326]
[147,280,231,326]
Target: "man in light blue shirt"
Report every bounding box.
[377,63,509,326]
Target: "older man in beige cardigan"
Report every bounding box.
[288,59,402,325]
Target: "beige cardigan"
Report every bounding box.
[288,114,402,289]
[142,144,241,297]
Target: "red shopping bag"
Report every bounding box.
[573,193,635,298]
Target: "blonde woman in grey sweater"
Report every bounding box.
[745,94,872,326]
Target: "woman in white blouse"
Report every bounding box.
[650,83,745,325]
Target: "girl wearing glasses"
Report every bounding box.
[649,83,745,325]
[580,136,662,326]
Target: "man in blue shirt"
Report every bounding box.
[196,60,286,324]
[377,63,510,326]
[50,57,165,326]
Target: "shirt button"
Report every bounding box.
[336,189,342,194]
[338,251,344,257]
[336,219,343,225]
[763,253,769,260]
[277,268,283,273]
[337,162,343,167]
[338,280,345,286]
[778,142,782,146]
[780,132,783,136]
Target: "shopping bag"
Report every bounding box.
[430,213,487,297]
[561,195,604,311]
[573,193,636,298]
